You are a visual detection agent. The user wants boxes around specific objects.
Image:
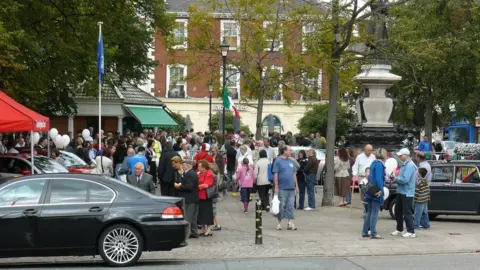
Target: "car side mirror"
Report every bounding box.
[21,170,31,176]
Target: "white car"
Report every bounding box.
[288,146,327,185]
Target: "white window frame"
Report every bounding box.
[302,70,323,101]
[166,64,188,99]
[263,21,283,51]
[302,22,315,52]
[172,19,188,50]
[220,20,241,50]
[263,66,283,101]
[220,65,241,100]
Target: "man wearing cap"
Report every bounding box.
[173,159,199,238]
[391,148,417,238]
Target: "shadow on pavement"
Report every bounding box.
[0,260,188,269]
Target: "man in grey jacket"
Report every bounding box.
[127,162,155,194]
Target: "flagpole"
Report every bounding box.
[98,22,103,142]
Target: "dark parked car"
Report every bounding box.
[383,160,480,219]
[0,174,188,267]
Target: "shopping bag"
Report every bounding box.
[271,194,280,215]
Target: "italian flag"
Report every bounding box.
[222,88,241,119]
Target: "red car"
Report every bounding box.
[59,150,94,174]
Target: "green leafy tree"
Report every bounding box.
[211,112,251,134]
[176,0,328,139]
[298,103,354,138]
[0,0,174,116]
[387,0,480,140]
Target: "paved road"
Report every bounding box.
[1,188,479,265]
[3,254,480,269]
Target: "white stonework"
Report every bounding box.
[354,64,401,128]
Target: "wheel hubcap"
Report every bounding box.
[103,228,139,264]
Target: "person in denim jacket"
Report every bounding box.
[361,149,387,239]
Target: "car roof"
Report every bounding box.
[4,173,106,184]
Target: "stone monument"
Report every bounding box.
[346,1,407,150]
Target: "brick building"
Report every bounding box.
[152,0,327,134]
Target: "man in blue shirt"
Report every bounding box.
[417,136,432,152]
[127,146,148,175]
[391,148,417,238]
[273,145,299,231]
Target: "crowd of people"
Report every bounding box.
[0,128,433,239]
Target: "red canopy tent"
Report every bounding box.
[0,91,50,174]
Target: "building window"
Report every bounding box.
[263,66,283,101]
[166,64,187,98]
[221,65,240,99]
[302,70,323,101]
[221,20,240,50]
[172,19,188,49]
[302,23,315,52]
[263,21,283,51]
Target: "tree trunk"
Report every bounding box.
[322,61,339,207]
[424,87,433,142]
[322,0,340,207]
[255,76,266,140]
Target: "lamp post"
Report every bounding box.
[220,39,230,146]
[208,81,213,132]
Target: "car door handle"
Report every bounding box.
[22,209,38,216]
[443,183,451,186]
[89,206,104,212]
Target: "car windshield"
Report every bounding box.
[444,141,456,149]
[60,151,87,167]
[34,156,69,173]
[290,148,325,160]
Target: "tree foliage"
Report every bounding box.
[0,0,174,116]
[211,112,251,135]
[297,103,354,137]
[387,0,480,138]
[174,0,338,139]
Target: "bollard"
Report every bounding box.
[255,199,263,245]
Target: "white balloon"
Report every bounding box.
[32,132,40,145]
[82,129,90,138]
[385,158,398,175]
[383,187,390,200]
[55,134,64,148]
[62,135,70,147]
[49,128,58,139]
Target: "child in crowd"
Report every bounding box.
[414,167,431,229]
[359,167,370,216]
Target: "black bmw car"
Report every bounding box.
[0,174,188,267]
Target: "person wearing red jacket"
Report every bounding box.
[197,159,215,236]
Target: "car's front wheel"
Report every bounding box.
[98,224,144,267]
[389,199,396,220]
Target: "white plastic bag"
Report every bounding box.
[271,194,280,215]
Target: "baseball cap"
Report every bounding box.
[396,148,410,156]
[85,136,94,142]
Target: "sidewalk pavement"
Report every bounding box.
[1,188,480,264]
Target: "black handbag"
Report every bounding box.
[206,175,218,199]
[365,183,381,196]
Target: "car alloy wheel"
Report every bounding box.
[99,224,143,267]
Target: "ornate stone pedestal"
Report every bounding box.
[347,64,405,150]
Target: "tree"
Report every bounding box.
[387,0,480,140]
[177,0,326,139]
[298,103,354,137]
[169,112,188,131]
[211,112,251,135]
[298,0,410,206]
[0,0,174,116]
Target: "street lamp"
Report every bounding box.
[220,39,230,146]
[208,80,213,133]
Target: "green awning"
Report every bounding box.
[124,105,178,128]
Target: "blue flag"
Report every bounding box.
[97,28,104,84]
